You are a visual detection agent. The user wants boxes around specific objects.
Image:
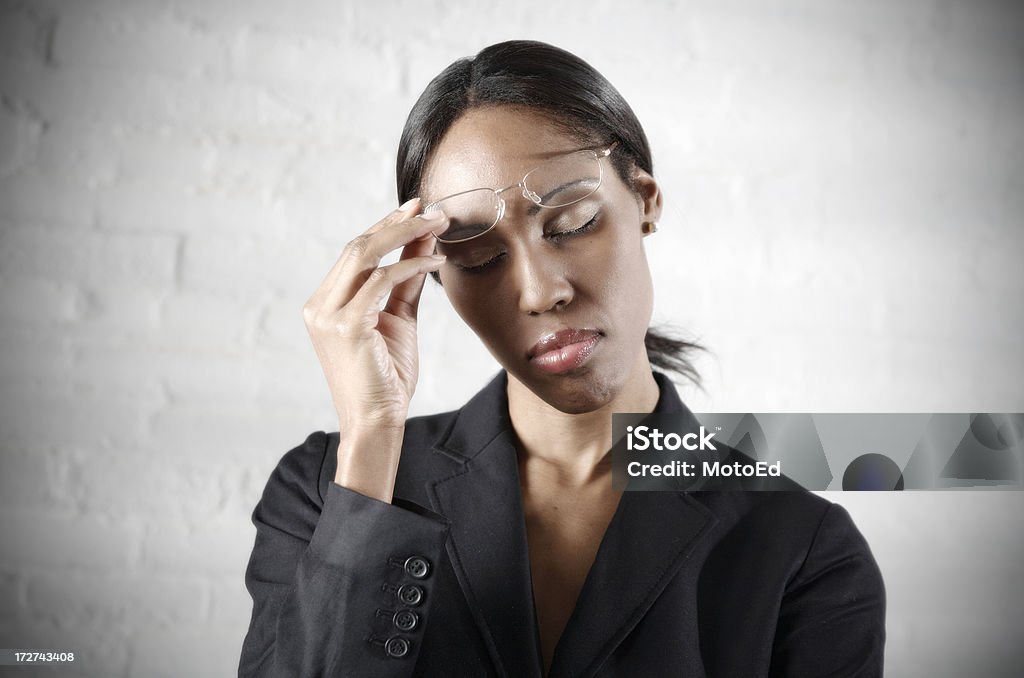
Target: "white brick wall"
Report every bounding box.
[0,0,1021,675]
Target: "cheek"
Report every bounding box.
[438,272,507,342]
[598,230,654,322]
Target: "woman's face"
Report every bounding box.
[422,106,662,414]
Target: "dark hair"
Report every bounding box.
[395,40,703,386]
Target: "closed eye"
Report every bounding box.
[453,251,506,273]
[452,212,600,273]
[548,212,599,241]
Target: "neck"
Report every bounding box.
[507,352,660,487]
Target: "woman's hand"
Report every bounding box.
[302,198,448,501]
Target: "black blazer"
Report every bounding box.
[239,371,886,677]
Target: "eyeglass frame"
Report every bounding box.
[423,141,620,244]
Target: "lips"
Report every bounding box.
[528,328,603,375]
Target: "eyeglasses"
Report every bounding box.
[423,142,618,244]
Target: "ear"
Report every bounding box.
[633,169,663,236]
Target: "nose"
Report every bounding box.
[510,245,575,315]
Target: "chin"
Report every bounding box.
[518,366,622,415]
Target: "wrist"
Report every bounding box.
[333,425,405,503]
[338,409,407,435]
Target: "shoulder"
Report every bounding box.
[686,490,884,585]
[690,487,832,526]
[691,490,868,561]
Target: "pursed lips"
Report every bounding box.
[527,327,602,359]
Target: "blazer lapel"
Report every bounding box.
[548,372,719,678]
[547,491,716,677]
[425,371,718,678]
[427,372,545,678]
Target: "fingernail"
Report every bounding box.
[430,254,446,262]
[420,210,446,222]
[399,197,419,212]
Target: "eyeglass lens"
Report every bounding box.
[427,150,603,243]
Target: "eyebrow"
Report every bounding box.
[525,178,592,216]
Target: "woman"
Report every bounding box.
[239,40,885,677]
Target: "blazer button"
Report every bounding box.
[397,584,424,606]
[393,610,419,631]
[385,636,410,658]
[404,555,431,579]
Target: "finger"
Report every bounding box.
[383,236,441,321]
[312,198,424,302]
[345,254,447,330]
[325,211,449,311]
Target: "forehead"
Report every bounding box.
[420,107,592,202]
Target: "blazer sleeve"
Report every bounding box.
[238,431,451,677]
[769,501,887,677]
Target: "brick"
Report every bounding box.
[972,232,1024,294]
[32,122,213,194]
[885,337,1024,411]
[156,290,257,347]
[50,5,228,79]
[0,330,74,385]
[0,58,305,134]
[220,349,331,412]
[277,188,399,244]
[105,345,266,405]
[251,296,310,351]
[0,449,70,512]
[228,25,400,94]
[0,385,162,452]
[26,571,208,628]
[916,1,1024,87]
[0,277,85,326]
[0,174,101,230]
[28,120,120,188]
[155,78,307,132]
[0,508,144,572]
[67,341,323,411]
[145,399,312,468]
[0,95,45,179]
[258,141,390,207]
[140,520,253,576]
[168,347,270,403]
[0,571,26,621]
[0,226,179,288]
[722,72,854,169]
[155,0,352,40]
[177,231,324,295]
[689,3,870,78]
[55,449,227,525]
[69,285,164,342]
[0,1,53,63]
[127,624,241,678]
[0,614,130,677]
[768,0,938,59]
[65,341,171,400]
[95,181,280,234]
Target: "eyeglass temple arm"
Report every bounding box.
[596,140,619,157]
[439,141,620,201]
